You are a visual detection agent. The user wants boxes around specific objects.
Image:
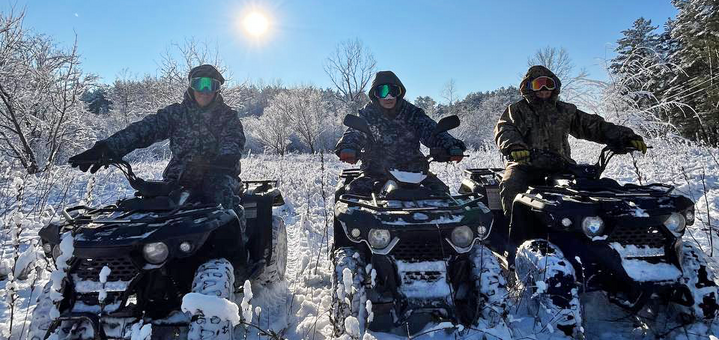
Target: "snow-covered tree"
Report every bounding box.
[0,9,95,173]
[452,87,520,149]
[244,97,293,155]
[414,96,439,119]
[270,88,332,153]
[610,18,661,77]
[670,0,719,144]
[81,86,112,114]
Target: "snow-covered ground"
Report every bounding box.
[0,138,718,339]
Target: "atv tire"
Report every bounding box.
[514,240,582,338]
[188,259,237,340]
[470,245,508,327]
[28,282,82,340]
[681,242,719,320]
[29,282,61,340]
[331,247,368,339]
[255,215,287,285]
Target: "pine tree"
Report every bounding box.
[610,18,661,77]
[670,0,719,144]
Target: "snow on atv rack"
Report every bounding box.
[531,181,676,198]
[337,193,486,212]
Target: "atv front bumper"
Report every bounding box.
[364,254,477,335]
[46,312,189,340]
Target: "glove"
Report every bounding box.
[339,149,358,164]
[448,147,464,162]
[629,139,647,154]
[68,141,117,174]
[510,149,530,165]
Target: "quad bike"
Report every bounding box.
[29,159,287,339]
[460,146,719,338]
[330,115,509,338]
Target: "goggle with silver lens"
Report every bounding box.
[374,84,401,99]
[190,77,221,93]
[528,76,557,91]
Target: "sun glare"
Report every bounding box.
[243,11,269,37]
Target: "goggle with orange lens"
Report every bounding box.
[528,76,556,91]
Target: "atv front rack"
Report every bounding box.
[338,193,484,212]
[533,182,675,198]
[61,203,221,225]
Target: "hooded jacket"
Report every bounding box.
[103,90,245,181]
[335,71,465,174]
[494,65,639,165]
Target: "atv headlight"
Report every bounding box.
[368,229,391,249]
[451,226,474,248]
[581,216,605,238]
[664,212,686,234]
[143,242,169,264]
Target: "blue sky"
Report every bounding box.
[8,1,677,102]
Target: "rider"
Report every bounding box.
[68,64,246,219]
[495,65,647,216]
[335,70,466,195]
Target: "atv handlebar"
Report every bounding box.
[72,159,179,197]
[507,144,651,178]
[342,114,465,164]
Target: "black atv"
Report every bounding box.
[330,115,509,338]
[460,146,719,337]
[29,160,287,340]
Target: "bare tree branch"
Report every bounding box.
[323,38,376,107]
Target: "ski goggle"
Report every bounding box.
[374,84,402,99]
[528,76,557,91]
[190,77,221,93]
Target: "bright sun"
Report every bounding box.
[243,11,269,37]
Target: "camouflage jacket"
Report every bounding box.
[494,66,639,165]
[335,100,466,175]
[104,91,245,181]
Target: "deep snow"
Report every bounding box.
[0,138,718,339]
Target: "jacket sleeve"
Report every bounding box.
[335,127,366,156]
[568,105,639,145]
[218,110,246,157]
[413,108,466,150]
[103,106,175,157]
[494,104,528,154]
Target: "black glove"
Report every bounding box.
[68,141,117,174]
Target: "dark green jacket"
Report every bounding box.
[494,65,639,165]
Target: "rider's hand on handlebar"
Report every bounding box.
[510,149,530,165]
[448,147,464,162]
[339,149,358,164]
[628,139,647,154]
[68,141,117,174]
